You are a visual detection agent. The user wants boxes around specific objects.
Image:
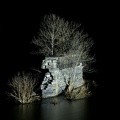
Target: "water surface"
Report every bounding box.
[1,95,106,120]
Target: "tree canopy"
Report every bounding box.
[32,14,96,72]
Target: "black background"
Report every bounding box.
[0,1,118,101]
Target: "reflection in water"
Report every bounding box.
[16,104,40,120]
[41,98,89,120]
[9,102,41,120]
[3,95,102,120]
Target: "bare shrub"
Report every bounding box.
[64,81,92,100]
[7,72,40,104]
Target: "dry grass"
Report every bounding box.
[64,80,93,100]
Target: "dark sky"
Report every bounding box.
[0,1,116,92]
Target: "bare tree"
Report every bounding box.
[58,30,95,68]
[32,14,95,70]
[7,72,40,104]
[32,14,80,56]
[32,14,96,99]
[58,30,95,97]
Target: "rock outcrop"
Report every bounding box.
[41,57,84,98]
